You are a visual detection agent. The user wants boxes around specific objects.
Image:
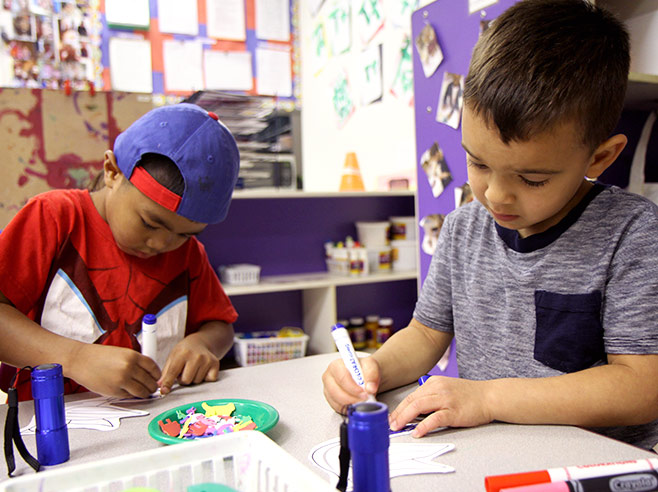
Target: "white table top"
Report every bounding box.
[2,353,656,490]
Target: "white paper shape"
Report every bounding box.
[109,37,153,93]
[309,436,455,490]
[20,396,150,434]
[255,0,290,41]
[105,0,150,28]
[360,43,383,105]
[256,46,292,97]
[164,39,204,92]
[469,0,498,15]
[204,50,253,91]
[325,0,351,56]
[158,0,199,35]
[206,0,246,41]
[355,0,385,46]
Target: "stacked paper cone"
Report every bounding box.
[340,152,365,191]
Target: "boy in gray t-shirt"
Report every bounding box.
[322,0,658,450]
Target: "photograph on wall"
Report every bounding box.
[2,0,100,89]
[436,72,463,129]
[455,182,474,208]
[414,23,442,78]
[419,213,445,256]
[420,141,453,198]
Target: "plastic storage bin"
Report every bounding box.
[355,221,390,247]
[0,431,336,492]
[219,264,261,285]
[233,331,309,366]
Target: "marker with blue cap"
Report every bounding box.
[331,323,376,402]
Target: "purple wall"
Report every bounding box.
[412,0,518,377]
[198,194,418,338]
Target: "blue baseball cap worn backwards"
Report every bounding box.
[113,103,240,224]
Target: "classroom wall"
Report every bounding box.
[0,88,156,229]
[299,1,429,192]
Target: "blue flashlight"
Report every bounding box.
[31,363,70,466]
[347,401,391,492]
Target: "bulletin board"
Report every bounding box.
[0,0,299,101]
[0,87,157,229]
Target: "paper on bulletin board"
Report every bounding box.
[206,0,246,41]
[390,0,419,30]
[157,0,199,36]
[105,0,150,28]
[390,34,414,107]
[468,0,498,14]
[256,46,292,97]
[255,0,290,42]
[332,69,356,128]
[163,40,204,92]
[307,0,325,17]
[359,43,383,105]
[326,0,351,56]
[311,20,330,75]
[355,0,384,47]
[204,50,253,91]
[109,37,153,93]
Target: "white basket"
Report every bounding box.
[234,331,309,367]
[0,431,336,492]
[219,264,261,285]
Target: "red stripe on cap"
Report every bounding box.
[129,166,181,213]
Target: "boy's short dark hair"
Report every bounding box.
[463,0,629,151]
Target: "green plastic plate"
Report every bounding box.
[147,398,279,445]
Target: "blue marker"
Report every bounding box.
[418,374,431,386]
[331,323,376,402]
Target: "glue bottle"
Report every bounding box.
[141,314,158,362]
[31,363,70,466]
[348,401,391,492]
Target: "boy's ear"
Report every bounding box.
[585,134,627,179]
[103,151,125,187]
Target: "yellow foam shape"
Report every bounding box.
[233,418,255,431]
[202,402,235,417]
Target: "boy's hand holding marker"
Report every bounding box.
[323,323,380,411]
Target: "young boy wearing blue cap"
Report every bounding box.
[323,0,658,450]
[0,103,240,400]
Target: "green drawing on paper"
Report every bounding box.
[333,75,354,125]
[358,0,382,26]
[392,37,413,96]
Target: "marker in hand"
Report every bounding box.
[141,314,158,363]
[331,323,376,402]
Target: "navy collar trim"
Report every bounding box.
[495,182,607,253]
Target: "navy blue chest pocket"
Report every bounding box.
[534,290,604,373]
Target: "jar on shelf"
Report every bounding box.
[376,317,393,348]
[349,316,367,350]
[365,315,379,349]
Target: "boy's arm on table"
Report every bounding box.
[390,351,658,437]
[0,290,160,399]
[158,320,234,395]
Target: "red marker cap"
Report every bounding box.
[485,470,552,492]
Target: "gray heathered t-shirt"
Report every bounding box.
[413,184,658,450]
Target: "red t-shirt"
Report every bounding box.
[0,189,237,399]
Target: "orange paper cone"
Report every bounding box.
[340,152,365,191]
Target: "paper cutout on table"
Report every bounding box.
[20,396,149,434]
[309,435,455,490]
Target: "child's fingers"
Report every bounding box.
[389,388,434,431]
[158,357,184,393]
